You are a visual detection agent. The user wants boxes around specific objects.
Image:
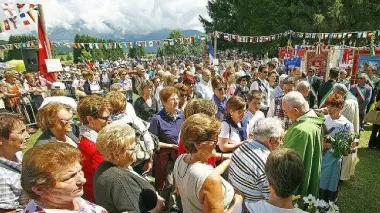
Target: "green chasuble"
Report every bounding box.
[284,114,325,198]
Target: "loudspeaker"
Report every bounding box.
[21,49,38,72]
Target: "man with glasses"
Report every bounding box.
[350,73,372,131]
[250,65,271,116]
[268,77,296,130]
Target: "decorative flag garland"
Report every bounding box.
[51,35,209,50]
[0,34,209,50]
[0,7,37,32]
[212,30,380,44]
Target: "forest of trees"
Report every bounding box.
[3,35,37,61]
[199,0,380,55]
[157,30,204,57]
[73,34,124,63]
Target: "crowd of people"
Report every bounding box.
[0,57,379,213]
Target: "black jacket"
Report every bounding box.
[318,79,336,106]
[308,76,322,108]
[83,80,91,95]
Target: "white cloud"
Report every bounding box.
[0,0,209,40]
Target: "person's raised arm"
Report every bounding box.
[218,137,244,153]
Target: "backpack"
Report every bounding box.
[127,122,160,166]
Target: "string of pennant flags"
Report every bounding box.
[0,35,211,50]
[212,30,380,43]
[0,3,37,32]
[54,35,209,49]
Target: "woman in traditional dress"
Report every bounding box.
[1,70,25,113]
[320,93,354,202]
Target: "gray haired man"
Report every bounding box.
[229,117,284,202]
[349,73,372,131]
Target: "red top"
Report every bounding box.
[178,139,220,167]
[77,136,104,203]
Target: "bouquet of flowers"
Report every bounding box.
[298,194,339,213]
[329,131,358,158]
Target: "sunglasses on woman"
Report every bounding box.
[218,87,227,91]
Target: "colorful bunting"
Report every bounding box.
[4,20,10,30]
[1,3,16,17]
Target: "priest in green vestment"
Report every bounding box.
[282,91,325,198]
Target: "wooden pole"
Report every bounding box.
[38,4,52,59]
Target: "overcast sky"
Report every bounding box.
[0,0,209,40]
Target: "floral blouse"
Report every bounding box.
[24,198,108,213]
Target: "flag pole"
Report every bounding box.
[214,31,217,60]
[38,4,52,59]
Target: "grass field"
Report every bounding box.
[26,125,379,212]
[337,125,380,213]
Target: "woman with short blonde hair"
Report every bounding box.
[22,143,107,212]
[94,121,164,213]
[106,91,155,174]
[35,103,78,147]
[106,91,126,115]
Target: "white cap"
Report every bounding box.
[51,82,66,90]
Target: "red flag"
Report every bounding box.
[4,20,10,30]
[17,3,25,12]
[38,14,55,82]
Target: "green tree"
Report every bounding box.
[5,35,37,61]
[73,34,124,63]
[78,49,93,63]
[200,0,380,56]
[128,46,146,58]
[156,47,164,57]
[66,53,73,61]
[162,30,203,57]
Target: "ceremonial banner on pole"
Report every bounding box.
[209,40,214,65]
[306,50,328,78]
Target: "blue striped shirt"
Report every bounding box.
[228,141,270,201]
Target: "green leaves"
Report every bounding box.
[162,30,203,57]
[128,46,146,59]
[200,0,380,55]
